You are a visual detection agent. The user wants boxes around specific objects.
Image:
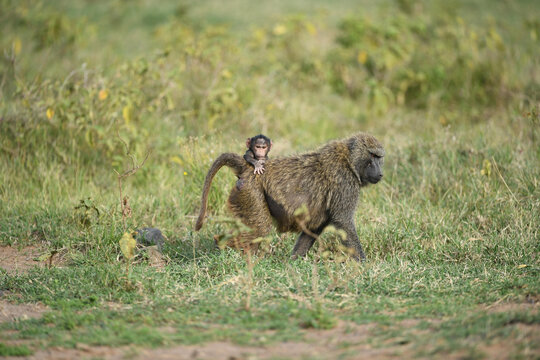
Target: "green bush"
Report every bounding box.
[328,1,535,116]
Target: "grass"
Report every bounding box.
[0,0,539,358]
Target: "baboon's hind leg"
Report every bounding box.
[227,177,273,250]
[290,232,317,259]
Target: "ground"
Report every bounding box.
[1,246,538,360]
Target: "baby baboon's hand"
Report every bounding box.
[254,163,265,174]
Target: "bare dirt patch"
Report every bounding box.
[480,301,540,359]
[2,321,413,360]
[0,245,45,274]
[485,300,539,314]
[0,300,49,323]
[1,346,127,360]
[14,339,405,360]
[2,313,538,359]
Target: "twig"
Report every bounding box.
[491,157,518,203]
[244,248,254,311]
[113,134,151,232]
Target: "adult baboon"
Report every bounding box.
[195,132,384,260]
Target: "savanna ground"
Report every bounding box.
[1,0,539,358]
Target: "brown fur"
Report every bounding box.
[194,153,245,231]
[195,132,384,260]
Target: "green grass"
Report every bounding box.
[0,0,539,358]
[0,343,33,357]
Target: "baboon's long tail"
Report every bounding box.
[195,153,245,230]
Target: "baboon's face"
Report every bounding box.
[362,153,384,184]
[252,139,270,159]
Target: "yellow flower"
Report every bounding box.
[98,89,108,100]
[183,171,188,176]
[46,108,54,120]
[273,24,287,36]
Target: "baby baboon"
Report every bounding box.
[244,134,272,175]
[195,132,384,260]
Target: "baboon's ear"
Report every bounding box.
[269,140,273,150]
[246,138,251,148]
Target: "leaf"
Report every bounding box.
[36,252,52,262]
[252,28,266,43]
[293,204,311,222]
[85,129,95,147]
[481,159,491,177]
[468,237,482,241]
[439,115,448,126]
[517,264,527,269]
[13,38,22,55]
[119,232,136,261]
[221,69,233,79]
[169,156,183,165]
[166,94,175,110]
[46,108,55,120]
[357,50,368,64]
[122,105,132,125]
[304,21,317,35]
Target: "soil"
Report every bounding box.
[0,300,49,323]
[0,322,410,360]
[0,245,45,274]
[3,311,538,360]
